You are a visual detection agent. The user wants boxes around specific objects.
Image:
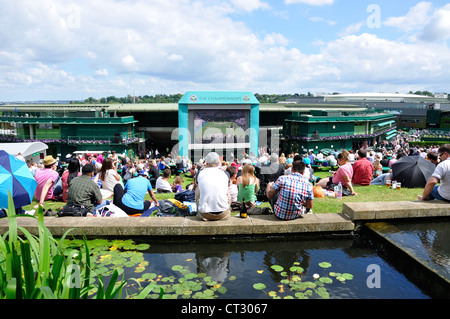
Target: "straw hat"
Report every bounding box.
[43,155,57,166]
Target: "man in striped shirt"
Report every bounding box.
[266,160,314,220]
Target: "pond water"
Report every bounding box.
[116,234,431,299]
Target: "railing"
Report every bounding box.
[0,133,144,145]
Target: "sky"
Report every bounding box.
[1,0,450,101]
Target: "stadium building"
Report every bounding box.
[1,91,448,160]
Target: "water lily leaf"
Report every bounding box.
[253,283,266,290]
[290,266,304,273]
[319,262,332,268]
[218,286,227,294]
[142,273,157,280]
[342,273,354,280]
[319,277,333,284]
[184,272,197,279]
[171,265,184,271]
[268,291,277,297]
[271,265,284,272]
[228,275,237,281]
[317,290,330,299]
[135,243,150,250]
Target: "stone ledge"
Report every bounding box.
[342,200,450,221]
[0,213,355,237]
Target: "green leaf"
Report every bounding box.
[253,283,266,290]
[318,262,332,268]
[342,273,354,280]
[270,265,284,272]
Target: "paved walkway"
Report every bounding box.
[0,200,448,238]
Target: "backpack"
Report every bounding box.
[174,189,195,202]
[156,199,195,217]
[58,204,91,217]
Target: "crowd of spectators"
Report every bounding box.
[24,133,450,219]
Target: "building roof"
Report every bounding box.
[0,102,366,113]
[0,142,48,157]
[324,93,447,103]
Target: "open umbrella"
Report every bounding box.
[391,155,436,188]
[0,150,37,209]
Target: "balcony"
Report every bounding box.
[0,132,145,145]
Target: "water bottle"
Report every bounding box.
[337,182,343,199]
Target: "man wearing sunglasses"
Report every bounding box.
[418,144,450,202]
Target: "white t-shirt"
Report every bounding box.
[99,169,120,192]
[155,177,172,192]
[433,159,450,200]
[196,167,230,213]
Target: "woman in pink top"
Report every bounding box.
[317,150,357,196]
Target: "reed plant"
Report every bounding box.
[0,192,151,299]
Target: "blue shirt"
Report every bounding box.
[122,176,152,210]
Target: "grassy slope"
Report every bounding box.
[22,170,422,215]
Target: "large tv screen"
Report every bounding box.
[193,110,248,144]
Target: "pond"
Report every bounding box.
[71,232,434,300]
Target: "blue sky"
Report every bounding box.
[1,0,450,101]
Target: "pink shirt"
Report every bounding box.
[332,163,353,187]
[34,168,59,201]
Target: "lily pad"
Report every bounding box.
[271,265,284,272]
[253,283,266,290]
[319,277,333,284]
[318,262,332,268]
[341,273,354,280]
[171,265,184,271]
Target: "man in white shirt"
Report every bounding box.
[195,152,231,221]
[419,144,450,202]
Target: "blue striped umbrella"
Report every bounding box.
[0,150,37,209]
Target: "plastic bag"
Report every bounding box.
[313,186,325,198]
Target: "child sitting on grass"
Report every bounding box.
[172,176,184,193]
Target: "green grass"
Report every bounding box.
[22,172,423,215]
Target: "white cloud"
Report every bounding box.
[229,0,271,12]
[419,4,450,42]
[285,0,334,6]
[95,69,109,76]
[322,33,450,90]
[383,1,432,32]
[339,22,364,37]
[1,0,450,100]
[263,33,290,46]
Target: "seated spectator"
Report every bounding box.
[158,156,169,171]
[374,158,383,177]
[65,164,103,213]
[113,170,159,215]
[155,168,173,193]
[94,157,121,193]
[426,151,439,165]
[148,159,160,187]
[419,144,450,202]
[34,155,62,206]
[352,149,374,186]
[226,165,238,202]
[172,175,184,193]
[302,157,315,183]
[266,160,314,220]
[317,150,357,195]
[61,157,81,202]
[195,152,231,221]
[237,164,259,205]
